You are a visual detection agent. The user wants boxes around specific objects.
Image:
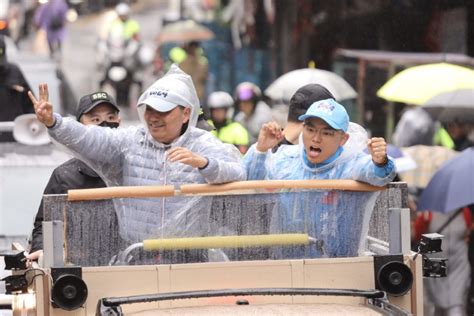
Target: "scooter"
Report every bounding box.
[0,0,26,44]
[96,35,154,108]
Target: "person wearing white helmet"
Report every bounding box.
[108,2,140,41]
[28,65,246,263]
[208,91,250,154]
[115,3,130,16]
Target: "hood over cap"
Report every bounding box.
[137,64,201,135]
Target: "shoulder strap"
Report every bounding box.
[436,208,464,234]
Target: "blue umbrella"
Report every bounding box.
[418,147,474,213]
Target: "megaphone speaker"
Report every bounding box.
[13,114,50,146]
[51,267,88,311]
[374,255,413,297]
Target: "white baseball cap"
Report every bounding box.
[137,64,200,125]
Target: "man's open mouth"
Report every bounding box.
[308,146,322,158]
[310,146,321,153]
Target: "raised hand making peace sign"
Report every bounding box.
[28,83,55,127]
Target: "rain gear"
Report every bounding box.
[34,0,68,46]
[209,119,249,147]
[47,65,246,243]
[243,123,396,258]
[108,18,140,41]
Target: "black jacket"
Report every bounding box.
[30,158,107,253]
[272,137,294,153]
[0,62,34,142]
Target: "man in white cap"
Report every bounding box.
[29,65,246,262]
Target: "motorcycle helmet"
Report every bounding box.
[115,3,131,17]
[235,82,262,103]
[207,91,234,109]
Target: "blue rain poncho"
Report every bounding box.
[47,65,246,243]
[243,123,396,258]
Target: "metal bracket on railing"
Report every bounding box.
[43,221,64,268]
[388,208,411,255]
[112,242,143,266]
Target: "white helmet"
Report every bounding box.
[207,91,234,109]
[115,3,130,16]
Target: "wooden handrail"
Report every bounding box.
[67,179,384,201]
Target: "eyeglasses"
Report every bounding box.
[303,124,341,140]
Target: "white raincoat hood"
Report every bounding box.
[137,64,201,132]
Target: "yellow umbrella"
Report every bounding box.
[377,63,474,105]
[158,20,215,43]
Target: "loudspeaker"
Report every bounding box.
[51,267,88,311]
[13,114,50,146]
[374,255,413,297]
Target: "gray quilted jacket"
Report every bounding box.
[48,115,246,243]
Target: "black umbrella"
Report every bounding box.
[422,88,474,123]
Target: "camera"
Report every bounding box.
[423,257,448,278]
[418,233,443,254]
[1,250,27,270]
[2,275,28,294]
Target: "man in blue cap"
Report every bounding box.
[243,98,396,258]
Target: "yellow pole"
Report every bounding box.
[143,234,310,251]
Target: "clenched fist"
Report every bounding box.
[256,121,284,152]
[367,137,388,165]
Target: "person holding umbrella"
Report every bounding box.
[417,148,474,316]
[178,41,208,104]
[441,121,474,151]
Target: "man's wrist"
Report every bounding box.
[255,144,269,153]
[198,157,209,169]
[46,116,57,129]
[373,155,388,167]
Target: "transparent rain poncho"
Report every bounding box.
[242,123,397,258]
[47,65,246,244]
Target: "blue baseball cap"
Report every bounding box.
[298,98,349,132]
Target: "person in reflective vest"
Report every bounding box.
[207,91,249,154]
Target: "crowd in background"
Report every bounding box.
[1,1,474,315]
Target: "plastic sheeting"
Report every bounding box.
[42,182,406,267]
[46,65,246,243]
[40,121,406,266]
[239,123,396,258]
